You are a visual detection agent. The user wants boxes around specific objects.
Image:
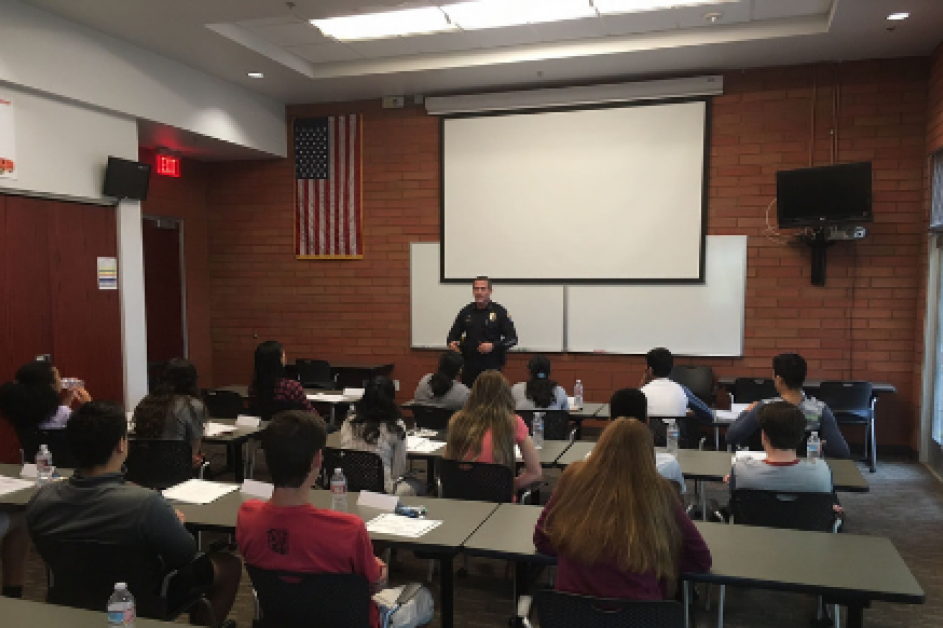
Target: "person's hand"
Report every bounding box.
[371,558,389,593]
[60,388,76,407]
[448,341,461,352]
[723,474,731,484]
[192,453,205,469]
[745,401,758,412]
[832,504,844,515]
[478,342,494,354]
[175,509,186,524]
[72,388,92,405]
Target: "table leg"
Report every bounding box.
[697,480,707,521]
[513,561,532,626]
[440,553,454,628]
[714,426,720,451]
[232,441,245,484]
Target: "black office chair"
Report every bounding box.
[517,410,577,442]
[40,540,215,623]
[437,459,518,504]
[202,389,245,419]
[732,377,778,404]
[670,365,715,405]
[320,448,386,494]
[817,381,876,472]
[15,425,79,468]
[247,565,422,628]
[409,404,454,431]
[125,439,207,490]
[295,359,335,390]
[536,590,685,628]
[649,416,704,450]
[720,489,842,628]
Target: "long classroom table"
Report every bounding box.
[0,596,179,628]
[176,488,497,628]
[463,503,924,628]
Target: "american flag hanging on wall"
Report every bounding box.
[294,114,363,259]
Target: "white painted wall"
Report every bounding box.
[0,0,286,157]
[0,84,137,200]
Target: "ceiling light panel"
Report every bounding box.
[311,7,455,41]
[594,0,729,15]
[443,0,597,30]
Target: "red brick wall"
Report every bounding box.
[929,42,943,153]
[205,58,932,450]
[139,148,214,385]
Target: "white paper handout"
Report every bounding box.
[0,475,35,496]
[163,479,239,505]
[20,464,37,478]
[406,436,446,454]
[734,450,767,461]
[357,490,399,511]
[365,513,442,538]
[205,422,239,437]
[567,397,581,410]
[241,479,274,499]
[342,388,365,401]
[307,394,347,404]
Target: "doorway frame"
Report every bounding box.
[141,214,188,360]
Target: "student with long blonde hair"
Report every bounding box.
[445,371,542,491]
[534,418,711,599]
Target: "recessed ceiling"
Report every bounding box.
[21,0,943,106]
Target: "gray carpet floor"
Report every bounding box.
[20,450,942,627]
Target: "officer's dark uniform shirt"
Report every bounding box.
[447,301,518,380]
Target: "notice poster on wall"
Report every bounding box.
[0,96,15,180]
[97,257,118,290]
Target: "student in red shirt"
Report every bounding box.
[444,370,542,492]
[534,417,712,600]
[236,410,432,628]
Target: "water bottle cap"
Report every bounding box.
[811,431,818,437]
[40,444,49,452]
[334,468,342,474]
[115,582,127,590]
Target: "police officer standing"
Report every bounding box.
[447,276,518,387]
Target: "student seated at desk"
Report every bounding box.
[640,348,712,424]
[609,388,685,494]
[26,401,241,626]
[445,371,542,492]
[248,340,316,414]
[726,402,834,493]
[236,411,434,628]
[341,376,424,496]
[412,352,469,411]
[0,360,92,432]
[132,358,206,471]
[511,355,569,411]
[726,353,850,459]
[534,418,711,600]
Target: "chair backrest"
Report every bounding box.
[125,439,193,490]
[730,489,838,532]
[409,404,454,430]
[321,448,386,494]
[649,416,701,450]
[536,590,684,628]
[246,565,372,628]
[437,458,515,503]
[295,359,335,389]
[16,425,79,468]
[41,539,165,617]
[201,389,245,419]
[669,365,715,404]
[517,410,575,441]
[732,377,778,404]
[816,381,873,420]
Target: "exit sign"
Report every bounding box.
[156,154,180,177]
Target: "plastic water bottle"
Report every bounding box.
[666,420,680,455]
[532,412,545,450]
[330,467,348,511]
[35,444,53,486]
[807,431,821,463]
[573,380,584,409]
[107,582,136,627]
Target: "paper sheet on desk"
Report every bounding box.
[715,403,750,422]
[163,479,239,505]
[204,422,238,437]
[366,513,442,538]
[307,394,348,403]
[0,475,35,496]
[407,437,445,454]
[567,397,582,411]
[734,450,766,461]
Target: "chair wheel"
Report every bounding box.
[457,567,469,579]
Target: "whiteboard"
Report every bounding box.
[566,236,747,356]
[410,242,564,352]
[442,100,707,281]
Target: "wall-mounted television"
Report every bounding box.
[776,161,872,228]
[103,156,151,201]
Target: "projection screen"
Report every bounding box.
[441,99,708,283]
